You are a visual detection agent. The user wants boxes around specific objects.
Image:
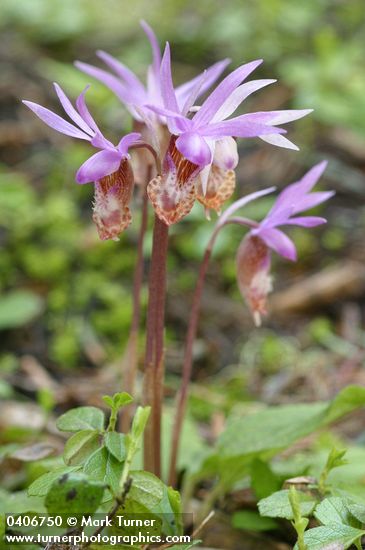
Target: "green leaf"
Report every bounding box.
[127,471,164,510]
[103,392,133,410]
[314,497,359,527]
[258,490,317,520]
[1,489,45,515]
[45,473,105,515]
[83,447,123,494]
[28,467,79,496]
[298,523,365,550]
[345,501,365,524]
[251,459,281,499]
[64,430,100,466]
[0,290,43,330]
[56,406,105,432]
[232,510,277,532]
[104,432,126,462]
[218,386,365,464]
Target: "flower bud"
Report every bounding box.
[92,159,134,241]
[236,235,272,326]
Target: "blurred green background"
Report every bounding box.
[1,0,365,405]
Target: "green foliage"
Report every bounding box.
[258,489,317,520]
[45,472,105,515]
[0,291,43,330]
[63,430,100,466]
[20,399,178,548]
[56,406,105,432]
[185,386,365,495]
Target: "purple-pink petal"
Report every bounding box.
[212,79,276,122]
[75,61,134,104]
[200,119,285,138]
[292,191,335,213]
[22,100,91,140]
[140,20,161,75]
[96,50,146,97]
[160,43,179,112]
[76,149,122,184]
[75,86,101,134]
[117,132,141,156]
[176,133,212,166]
[192,59,263,126]
[285,216,327,227]
[256,227,297,261]
[53,83,94,136]
[175,58,231,109]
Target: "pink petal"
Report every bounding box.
[76,149,122,184]
[255,227,297,261]
[96,50,146,96]
[258,109,313,125]
[53,83,94,136]
[218,187,276,228]
[117,132,141,155]
[285,216,327,227]
[176,58,231,108]
[293,191,335,213]
[212,79,276,122]
[22,100,90,140]
[160,43,179,112]
[75,86,100,134]
[192,59,263,126]
[200,119,285,138]
[259,133,299,151]
[176,133,212,166]
[140,20,161,74]
[75,61,134,104]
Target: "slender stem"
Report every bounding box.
[168,216,249,486]
[120,184,149,432]
[143,215,169,476]
[168,233,216,486]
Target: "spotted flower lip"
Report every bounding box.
[250,160,334,261]
[75,20,230,124]
[146,43,313,170]
[22,83,141,184]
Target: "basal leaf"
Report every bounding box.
[45,472,105,515]
[64,430,100,466]
[28,467,79,496]
[56,406,105,432]
[127,471,164,510]
[219,386,365,462]
[298,523,365,550]
[83,447,123,494]
[104,432,126,462]
[314,497,359,527]
[258,489,317,520]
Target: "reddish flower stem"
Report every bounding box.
[143,214,169,476]
[120,185,149,432]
